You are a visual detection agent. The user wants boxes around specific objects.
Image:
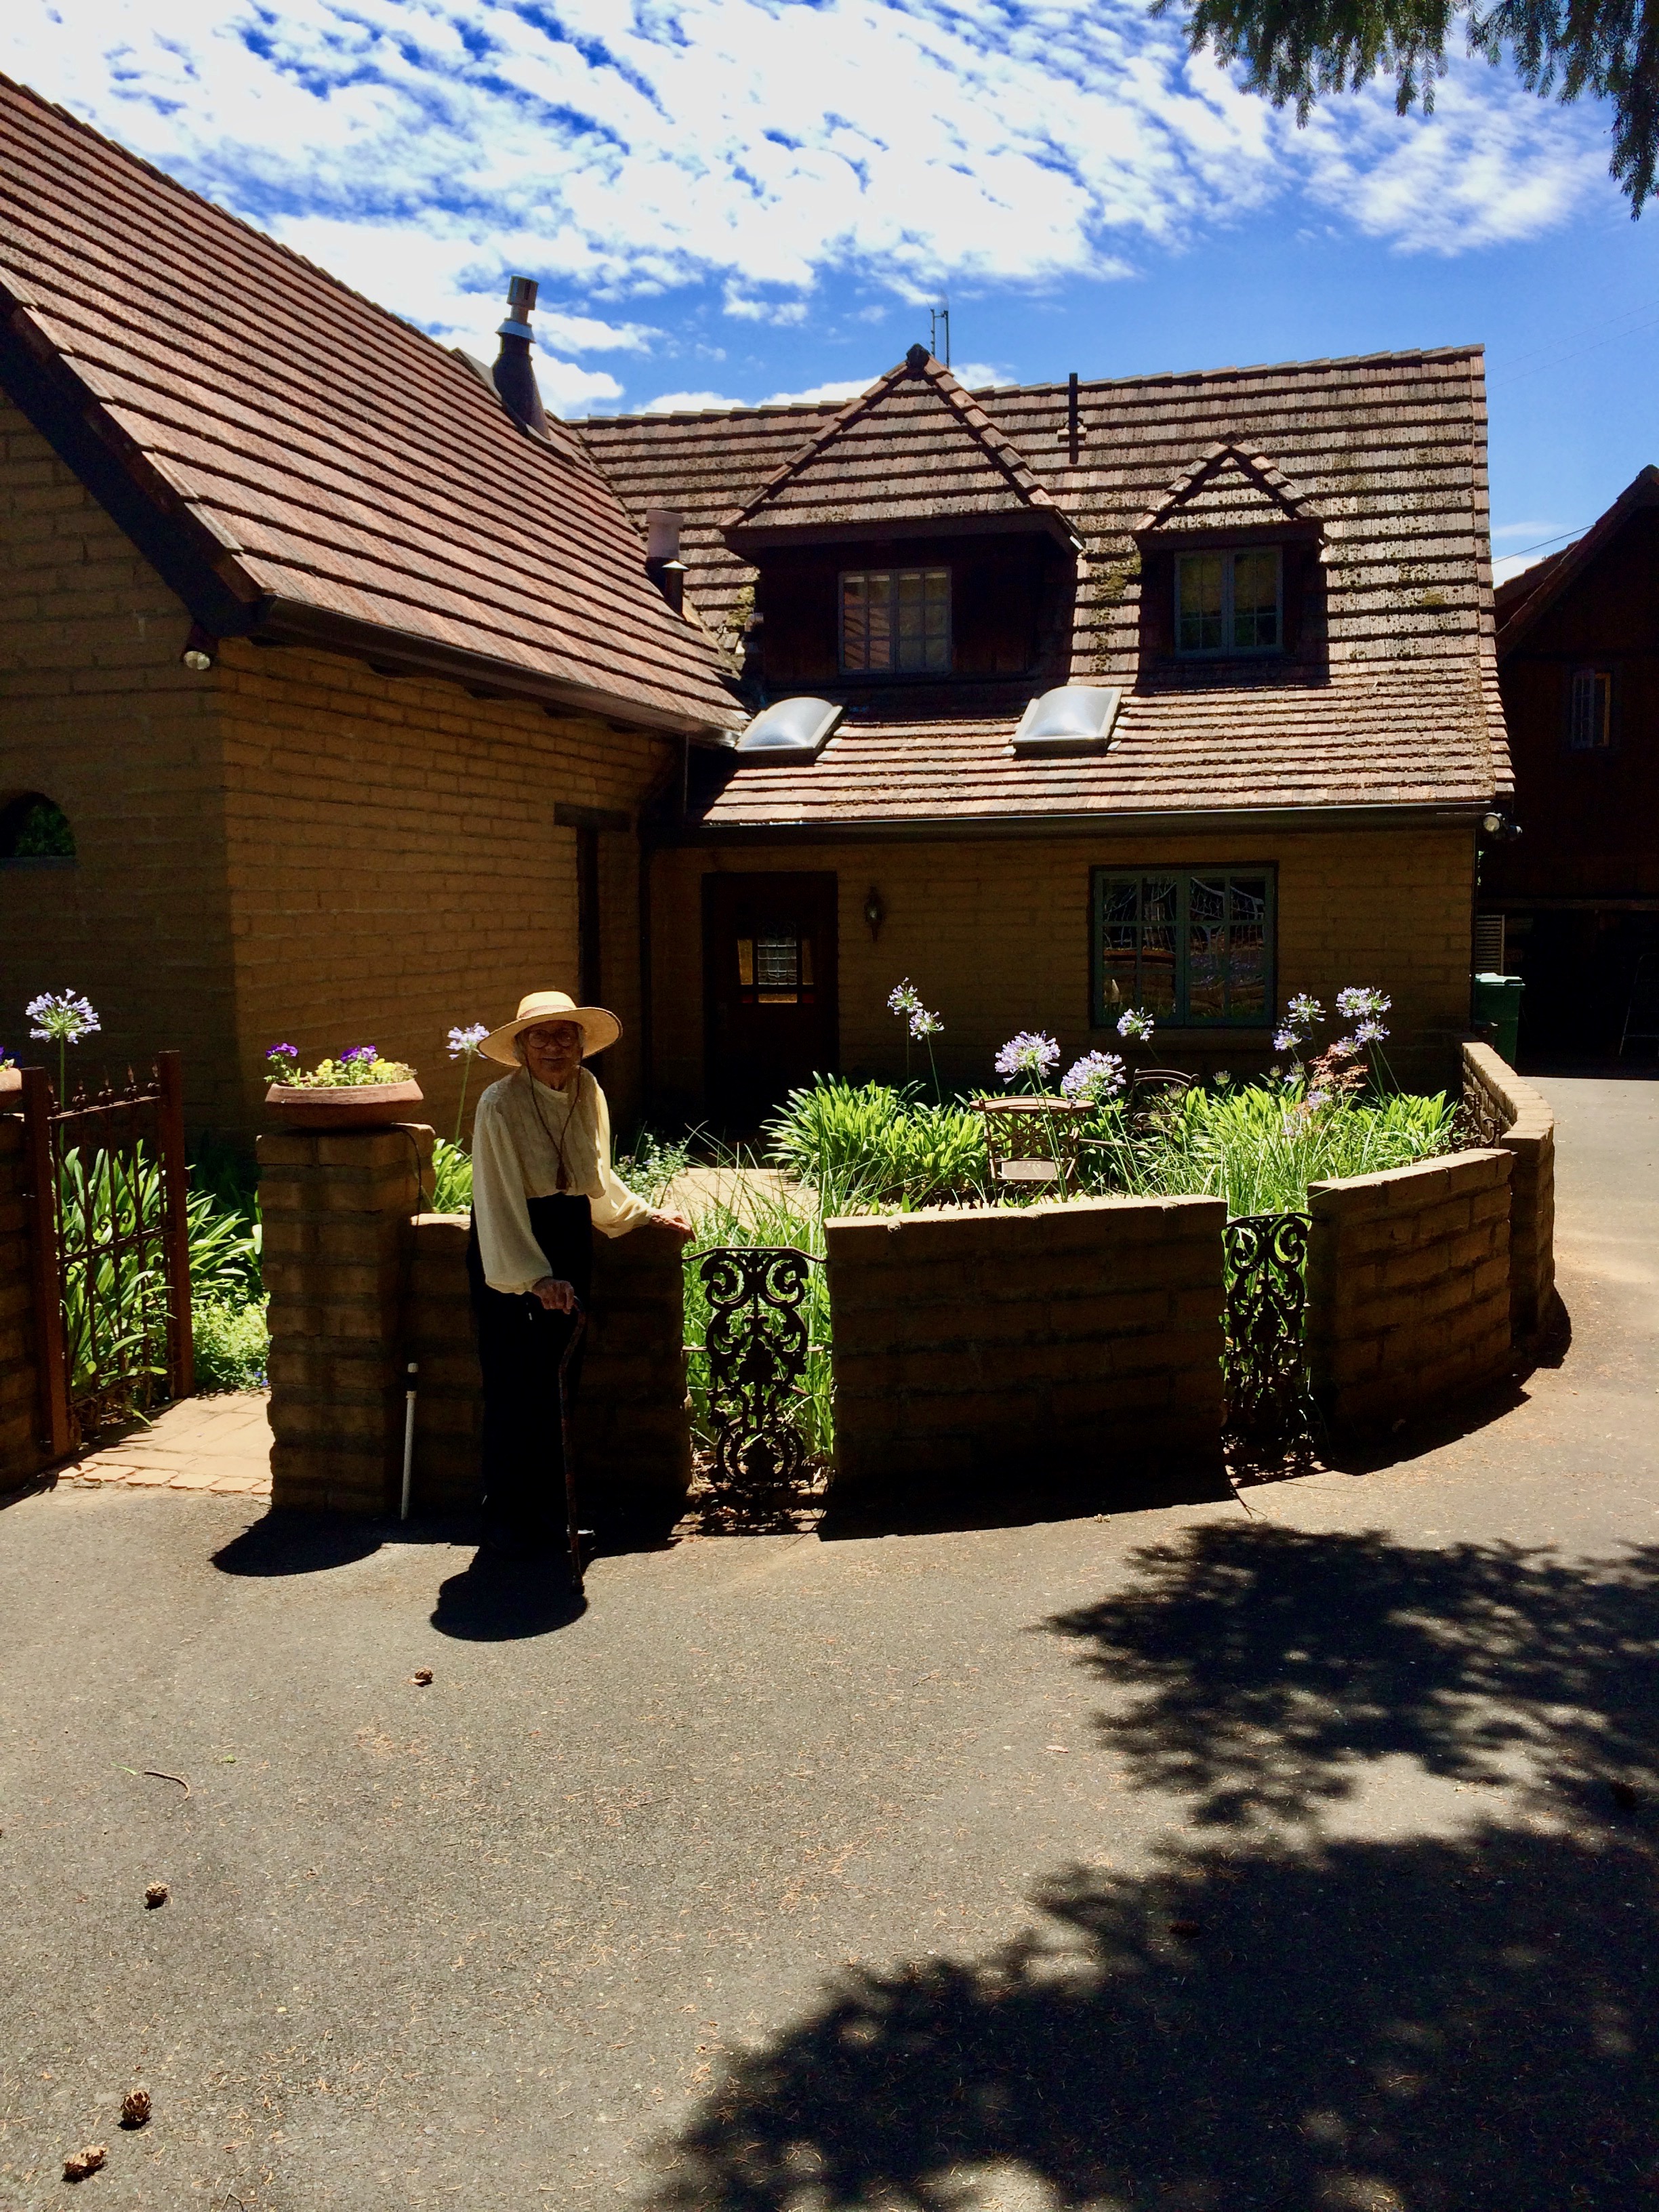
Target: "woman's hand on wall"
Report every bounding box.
[530,1275,579,1312]
[647,1208,695,1242]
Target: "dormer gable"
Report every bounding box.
[1135,442,1323,544]
[722,346,1080,554]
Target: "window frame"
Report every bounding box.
[1173,546,1284,659]
[1565,664,1615,752]
[838,565,953,676]
[1090,866,1277,1030]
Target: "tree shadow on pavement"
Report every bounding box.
[1047,1521,1659,1830]
[644,1521,1659,2210]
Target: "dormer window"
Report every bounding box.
[840,567,951,673]
[1175,548,1282,655]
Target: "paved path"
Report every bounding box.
[60,1391,272,1498]
[1,1078,1655,2212]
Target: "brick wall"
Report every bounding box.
[259,1124,689,1523]
[1306,1148,1513,1433]
[405,1213,691,1534]
[1,396,678,1144]
[0,1112,43,1490]
[825,1193,1226,1499]
[649,823,1477,1116]
[0,396,238,1122]
[1462,1041,1557,1339]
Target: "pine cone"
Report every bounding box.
[411,1668,434,1685]
[144,1882,169,1908]
[64,2144,108,2180]
[121,2088,152,2129]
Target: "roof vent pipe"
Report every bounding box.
[493,274,550,438]
[645,508,686,614]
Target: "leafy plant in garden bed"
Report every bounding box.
[763,1078,989,1211]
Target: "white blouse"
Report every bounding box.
[470,1065,651,1294]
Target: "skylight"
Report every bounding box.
[1011,686,1121,755]
[735,696,845,764]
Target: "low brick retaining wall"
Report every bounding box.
[825,1193,1226,1499]
[0,1115,43,1490]
[1305,1148,1513,1433]
[258,1125,691,1524]
[1462,1040,1557,1340]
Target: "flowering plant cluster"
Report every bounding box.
[995,1031,1061,1090]
[887,979,945,1093]
[266,1044,415,1090]
[447,1020,491,1142]
[1115,1007,1156,1046]
[1060,1050,1127,1105]
[1273,985,1393,1118]
[26,989,101,1094]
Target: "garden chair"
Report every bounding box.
[973,1097,1091,1190]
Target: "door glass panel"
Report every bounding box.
[737,937,754,989]
[756,933,800,1002]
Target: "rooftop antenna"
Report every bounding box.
[929,300,951,368]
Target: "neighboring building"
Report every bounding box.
[1486,469,1659,1061]
[579,345,1512,1124]
[0,76,740,1139]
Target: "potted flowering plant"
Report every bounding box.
[263,1042,424,1130]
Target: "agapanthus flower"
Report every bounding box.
[1336,986,1391,1021]
[909,1006,943,1040]
[1350,1017,1390,1046]
[1061,1050,1126,1104]
[1115,1007,1156,1044]
[26,991,100,1044]
[886,979,922,1017]
[996,1031,1061,1086]
[448,1022,489,1059]
[1272,1028,1300,1053]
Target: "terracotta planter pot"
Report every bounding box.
[265,1080,424,1130]
[0,1064,20,1101]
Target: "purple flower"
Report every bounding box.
[1061,1050,1126,1104]
[909,1007,943,1040]
[266,1042,299,1065]
[1336,986,1391,1021]
[1115,1007,1155,1044]
[1272,1028,1300,1053]
[26,990,100,1044]
[341,1044,378,1063]
[447,1022,489,1059]
[887,979,922,1018]
[1351,1017,1390,1046]
[996,1031,1061,1087]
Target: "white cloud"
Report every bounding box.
[638,388,748,414]
[760,378,869,405]
[1,0,1620,363]
[1493,550,1553,586]
[1491,518,1565,541]
[951,360,1010,389]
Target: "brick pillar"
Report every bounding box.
[257,1124,432,1514]
[0,1113,45,1491]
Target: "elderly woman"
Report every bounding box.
[468,990,690,1559]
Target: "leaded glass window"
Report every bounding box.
[1175,549,1282,655]
[1093,869,1274,1027]
[840,568,951,672]
[1568,667,1613,750]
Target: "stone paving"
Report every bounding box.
[57,1390,272,1496]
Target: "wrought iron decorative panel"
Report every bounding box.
[697,1246,814,1490]
[1223,1210,1311,1450]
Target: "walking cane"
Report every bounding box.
[558,1303,589,1593]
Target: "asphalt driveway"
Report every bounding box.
[1,1076,1655,2211]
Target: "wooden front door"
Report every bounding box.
[703,873,838,1129]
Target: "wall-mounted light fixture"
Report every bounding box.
[1481,811,1522,842]
[863,886,885,941]
[180,621,217,672]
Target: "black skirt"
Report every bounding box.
[466,1193,593,1545]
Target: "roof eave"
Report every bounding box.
[651,799,1496,846]
[722,508,1082,556]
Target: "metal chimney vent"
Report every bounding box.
[493,274,550,438]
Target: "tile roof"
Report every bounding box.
[0,75,740,737]
[1494,466,1659,658]
[724,349,1078,547]
[576,345,1511,826]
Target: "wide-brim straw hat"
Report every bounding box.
[478,990,622,1067]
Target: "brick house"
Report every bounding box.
[1483,468,1659,1060]
[579,345,1512,1124]
[0,77,741,1140]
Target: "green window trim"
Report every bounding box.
[1091,867,1277,1029]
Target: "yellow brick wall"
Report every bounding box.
[216,638,674,1139]
[649,823,1477,1109]
[0,396,239,1119]
[1,396,678,1143]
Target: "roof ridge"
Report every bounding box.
[1495,462,1659,657]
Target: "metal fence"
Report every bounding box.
[21,1053,193,1458]
[1222,1210,1312,1452]
[693,1245,817,1493]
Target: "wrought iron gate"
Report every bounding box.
[22,1053,194,1458]
[1222,1210,1311,1450]
[695,1245,815,1491]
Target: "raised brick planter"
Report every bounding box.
[1462,1041,1557,1340]
[825,1193,1226,1500]
[1305,1147,1514,1433]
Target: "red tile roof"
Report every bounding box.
[0,76,740,737]
[577,346,1511,826]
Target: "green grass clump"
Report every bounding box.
[762,1077,988,1211]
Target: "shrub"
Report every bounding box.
[192,1295,269,1392]
[763,1078,988,1210]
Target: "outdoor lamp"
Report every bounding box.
[1481,812,1522,840]
[863,886,885,941]
[180,623,217,672]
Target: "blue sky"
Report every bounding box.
[8,0,1655,580]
